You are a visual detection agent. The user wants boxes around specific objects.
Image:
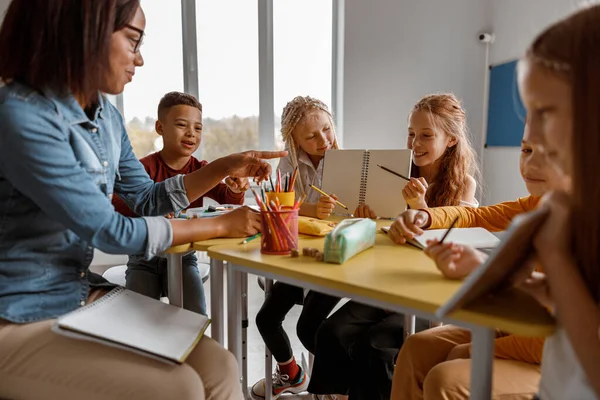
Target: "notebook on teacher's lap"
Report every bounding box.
[321,149,413,218]
[53,287,210,364]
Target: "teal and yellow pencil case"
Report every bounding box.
[323,218,376,264]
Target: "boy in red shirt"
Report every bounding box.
[113,92,254,315]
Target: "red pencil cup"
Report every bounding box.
[260,208,299,255]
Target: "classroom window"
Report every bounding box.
[196,0,260,162]
[122,0,184,158]
[120,1,333,161]
[273,0,333,150]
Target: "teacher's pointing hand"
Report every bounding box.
[221,150,288,183]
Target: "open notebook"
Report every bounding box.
[321,149,413,218]
[53,287,210,364]
[435,207,550,318]
[381,226,501,250]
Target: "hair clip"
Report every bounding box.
[530,55,571,73]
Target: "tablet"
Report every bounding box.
[436,206,550,318]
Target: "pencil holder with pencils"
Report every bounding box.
[266,191,296,207]
[260,208,299,255]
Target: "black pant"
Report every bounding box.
[255,281,341,362]
[308,301,429,400]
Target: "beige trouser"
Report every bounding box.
[0,290,243,400]
[390,325,541,400]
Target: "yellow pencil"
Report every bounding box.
[309,185,349,210]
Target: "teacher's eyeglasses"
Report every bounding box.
[125,24,145,53]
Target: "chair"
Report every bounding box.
[102,256,210,286]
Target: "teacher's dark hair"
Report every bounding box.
[0,0,140,106]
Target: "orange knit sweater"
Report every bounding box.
[425,195,544,364]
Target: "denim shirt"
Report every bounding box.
[0,81,190,323]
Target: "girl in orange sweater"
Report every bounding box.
[387,123,558,400]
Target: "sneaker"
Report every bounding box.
[251,365,310,399]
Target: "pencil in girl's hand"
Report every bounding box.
[377,164,410,181]
[439,217,459,244]
[309,185,349,210]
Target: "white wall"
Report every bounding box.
[342,0,491,165]
[342,0,582,206]
[483,0,580,204]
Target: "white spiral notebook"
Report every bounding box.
[381,226,501,250]
[321,149,413,218]
[53,287,210,364]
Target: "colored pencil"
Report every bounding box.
[289,167,298,192]
[277,170,282,192]
[439,217,459,244]
[269,176,275,192]
[240,233,261,244]
[309,185,349,210]
[377,164,410,181]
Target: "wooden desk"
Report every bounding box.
[208,229,554,399]
[189,215,350,346]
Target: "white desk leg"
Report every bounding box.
[264,278,274,400]
[210,258,225,345]
[241,272,249,398]
[166,253,184,308]
[404,314,416,338]
[227,263,243,378]
[470,326,495,399]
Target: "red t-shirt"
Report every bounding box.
[112,152,244,217]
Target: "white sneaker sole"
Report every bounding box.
[250,378,310,399]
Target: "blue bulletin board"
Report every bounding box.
[485,60,526,147]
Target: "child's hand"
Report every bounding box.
[317,195,337,220]
[218,206,261,238]
[402,177,428,209]
[225,176,250,193]
[165,212,175,219]
[534,191,571,265]
[516,271,554,310]
[387,209,430,244]
[354,204,377,219]
[424,240,487,279]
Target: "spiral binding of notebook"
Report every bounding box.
[63,286,125,315]
[358,150,370,205]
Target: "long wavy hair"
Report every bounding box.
[280,96,340,197]
[410,93,480,207]
[524,4,600,301]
